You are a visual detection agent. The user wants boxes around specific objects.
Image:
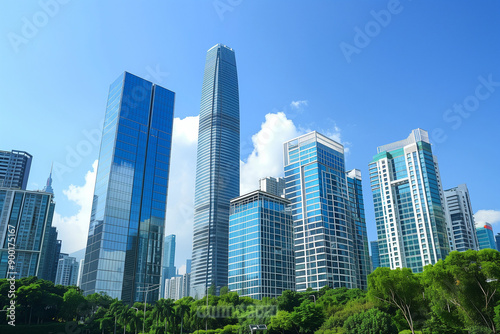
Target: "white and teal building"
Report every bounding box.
[369,129,450,273]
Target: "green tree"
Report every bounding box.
[343,308,397,334]
[220,286,229,296]
[16,283,43,324]
[368,267,423,334]
[60,288,86,321]
[269,310,294,334]
[422,249,500,333]
[277,290,302,312]
[290,299,324,334]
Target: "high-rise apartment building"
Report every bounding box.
[0,150,32,189]
[259,177,285,197]
[284,131,370,291]
[191,44,240,298]
[444,184,478,252]
[55,253,79,286]
[228,190,295,299]
[0,188,55,279]
[476,223,496,250]
[369,129,450,273]
[81,72,175,304]
[161,234,176,298]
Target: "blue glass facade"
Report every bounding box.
[370,240,380,271]
[0,188,55,279]
[284,132,370,291]
[369,129,449,273]
[228,191,295,299]
[0,150,32,190]
[81,72,175,304]
[476,223,496,250]
[191,44,240,298]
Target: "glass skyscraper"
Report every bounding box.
[476,223,496,250]
[370,240,380,271]
[81,72,175,304]
[228,190,295,299]
[284,131,370,291]
[444,184,479,252]
[191,44,240,298]
[0,188,55,279]
[369,129,449,273]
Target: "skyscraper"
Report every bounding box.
[444,184,479,252]
[369,129,449,273]
[81,72,175,304]
[43,165,54,194]
[0,188,55,279]
[476,223,496,250]
[55,253,79,286]
[259,176,285,197]
[38,227,61,283]
[0,150,32,189]
[495,233,500,252]
[161,234,176,298]
[228,190,295,299]
[283,131,370,291]
[191,44,240,298]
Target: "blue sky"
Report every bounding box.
[1,1,499,267]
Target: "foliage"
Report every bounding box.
[343,308,397,334]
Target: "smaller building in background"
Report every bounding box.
[228,190,295,300]
[0,188,55,279]
[38,227,62,283]
[186,259,192,274]
[55,253,79,286]
[444,184,478,252]
[371,241,380,272]
[495,233,500,252]
[259,177,285,197]
[0,150,32,190]
[476,223,496,250]
[161,234,176,298]
[164,273,190,300]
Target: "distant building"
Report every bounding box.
[476,223,496,250]
[0,150,32,189]
[0,188,55,279]
[371,241,380,271]
[164,273,190,300]
[38,227,62,283]
[161,235,176,298]
[43,165,54,194]
[186,259,192,274]
[369,129,449,273]
[444,184,479,252]
[259,177,285,197]
[228,190,295,299]
[496,233,500,252]
[55,253,79,286]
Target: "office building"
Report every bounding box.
[186,259,192,274]
[55,253,79,286]
[0,188,55,279]
[259,177,285,197]
[165,274,188,300]
[38,227,62,282]
[284,131,370,291]
[0,150,32,189]
[228,190,295,299]
[444,184,479,252]
[495,233,500,252]
[161,234,176,298]
[81,72,175,304]
[191,44,240,298]
[371,240,380,272]
[369,129,450,273]
[476,223,496,250]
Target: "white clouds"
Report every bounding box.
[165,116,199,266]
[53,160,97,254]
[474,209,500,227]
[290,100,308,109]
[240,112,300,194]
